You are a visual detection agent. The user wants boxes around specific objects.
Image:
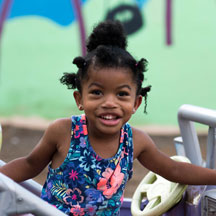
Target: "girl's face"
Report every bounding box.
[74,67,142,137]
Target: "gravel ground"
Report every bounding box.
[0,125,208,198]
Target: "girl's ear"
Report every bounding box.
[73,91,84,110]
[133,95,142,114]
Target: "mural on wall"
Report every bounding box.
[0,0,172,55]
[0,0,215,126]
[0,0,88,56]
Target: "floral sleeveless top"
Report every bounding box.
[41,115,133,216]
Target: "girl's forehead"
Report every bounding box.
[87,66,134,80]
[82,67,136,91]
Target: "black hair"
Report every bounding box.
[60,20,151,113]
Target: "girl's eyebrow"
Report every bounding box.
[88,82,103,89]
[117,84,131,90]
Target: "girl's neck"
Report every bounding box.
[87,127,121,159]
[86,117,122,142]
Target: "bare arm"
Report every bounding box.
[0,119,64,182]
[133,127,216,185]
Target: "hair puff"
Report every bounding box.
[140,85,151,97]
[86,20,127,52]
[60,73,78,89]
[73,56,86,69]
[136,58,148,72]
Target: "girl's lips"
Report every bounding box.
[99,117,121,126]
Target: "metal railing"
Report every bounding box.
[0,172,67,216]
[174,104,216,168]
[0,154,66,215]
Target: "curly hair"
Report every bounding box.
[60,20,151,113]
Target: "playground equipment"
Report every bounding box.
[131,156,190,216]
[0,104,216,215]
[174,104,216,167]
[0,171,66,216]
[125,104,216,216]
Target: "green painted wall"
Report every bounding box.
[0,0,216,127]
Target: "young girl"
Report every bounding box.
[0,20,216,216]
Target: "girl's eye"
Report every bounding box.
[90,90,102,96]
[118,91,129,97]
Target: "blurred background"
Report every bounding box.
[0,0,214,197]
[0,0,216,126]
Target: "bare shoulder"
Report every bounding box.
[38,117,72,154]
[132,127,157,160]
[27,117,72,165]
[39,117,72,168]
[45,117,72,139]
[48,117,71,131]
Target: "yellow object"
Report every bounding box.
[0,125,2,150]
[131,155,191,216]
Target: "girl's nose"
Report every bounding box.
[101,95,117,108]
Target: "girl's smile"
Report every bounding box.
[74,67,142,138]
[98,114,121,127]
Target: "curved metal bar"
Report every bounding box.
[178,104,216,166]
[178,105,216,127]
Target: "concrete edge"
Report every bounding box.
[0,116,51,131]
[0,116,208,136]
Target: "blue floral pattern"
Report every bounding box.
[41,115,133,216]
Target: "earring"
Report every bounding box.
[78,104,83,110]
[132,108,136,113]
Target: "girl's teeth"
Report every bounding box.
[102,115,115,120]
